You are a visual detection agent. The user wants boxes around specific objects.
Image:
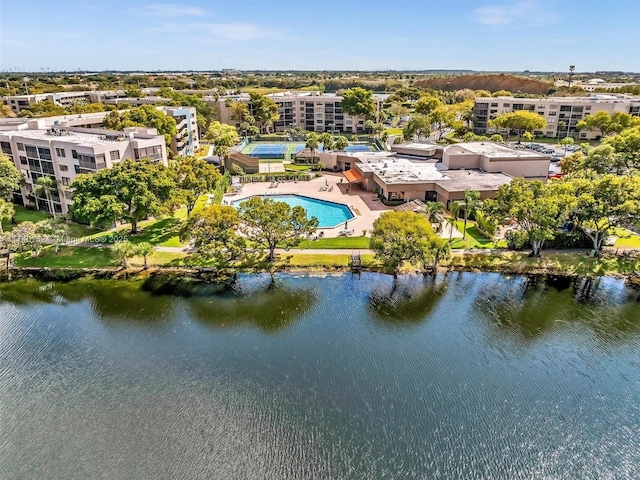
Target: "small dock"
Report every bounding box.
[351,251,362,273]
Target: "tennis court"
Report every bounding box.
[242,141,376,160]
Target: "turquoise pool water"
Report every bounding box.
[233,194,354,228]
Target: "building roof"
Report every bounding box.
[357,157,448,184]
[0,127,161,147]
[444,142,548,159]
[435,170,512,192]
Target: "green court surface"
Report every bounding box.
[241,141,376,160]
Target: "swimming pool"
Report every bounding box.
[233,194,355,228]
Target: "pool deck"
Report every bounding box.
[223,173,393,238]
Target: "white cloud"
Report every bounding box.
[475,1,557,27]
[134,3,206,17]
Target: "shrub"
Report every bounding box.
[505,230,529,250]
[474,211,497,238]
[546,231,592,249]
[229,164,245,176]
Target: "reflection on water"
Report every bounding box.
[1,272,639,479]
[368,274,448,325]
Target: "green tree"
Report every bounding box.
[103,105,177,147]
[334,136,349,151]
[173,156,222,215]
[34,176,57,218]
[446,202,460,241]
[205,121,240,160]
[403,114,431,141]
[370,211,442,277]
[457,190,481,240]
[71,158,175,234]
[602,125,640,170]
[485,179,572,257]
[559,136,574,156]
[583,144,626,174]
[135,242,154,269]
[0,153,23,199]
[522,131,534,143]
[341,87,376,120]
[250,93,280,133]
[429,106,458,140]
[490,133,505,143]
[113,241,138,269]
[180,205,245,262]
[576,111,640,138]
[36,218,68,254]
[491,90,513,97]
[0,199,14,233]
[414,95,443,116]
[490,111,547,143]
[559,151,584,174]
[570,175,640,254]
[8,221,41,257]
[238,196,318,262]
[364,119,375,134]
[69,102,105,114]
[305,133,320,163]
[319,132,334,151]
[420,201,445,233]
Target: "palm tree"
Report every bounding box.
[421,201,445,233]
[459,190,481,240]
[112,241,137,269]
[135,242,154,269]
[0,199,14,234]
[305,134,320,165]
[34,176,57,218]
[446,202,460,242]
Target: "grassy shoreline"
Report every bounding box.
[4,250,639,283]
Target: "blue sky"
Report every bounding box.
[1,0,639,72]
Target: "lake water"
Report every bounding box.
[1,273,639,479]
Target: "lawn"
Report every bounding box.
[285,164,312,172]
[613,228,640,248]
[2,206,50,231]
[240,87,286,95]
[15,246,117,268]
[449,220,507,249]
[385,128,404,135]
[1,205,101,238]
[296,236,370,249]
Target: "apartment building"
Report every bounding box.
[0,120,167,214]
[157,106,199,156]
[0,105,198,156]
[3,88,162,114]
[212,91,385,134]
[473,94,640,139]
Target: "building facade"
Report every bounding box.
[473,94,640,139]
[212,91,385,134]
[0,120,167,214]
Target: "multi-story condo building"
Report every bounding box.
[3,88,162,114]
[0,120,167,214]
[157,106,199,157]
[0,105,198,157]
[473,94,640,139]
[212,91,385,133]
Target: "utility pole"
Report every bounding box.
[568,65,575,88]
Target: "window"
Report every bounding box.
[550,104,558,109]
[55,147,66,157]
[490,103,498,107]
[20,156,27,165]
[546,131,553,136]
[71,149,78,159]
[580,133,587,138]
[61,177,70,186]
[585,106,591,111]
[110,150,120,161]
[17,143,24,151]
[502,103,510,107]
[549,111,557,116]
[59,164,69,172]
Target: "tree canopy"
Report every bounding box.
[370,211,446,276]
[103,105,177,147]
[0,153,23,199]
[238,196,318,262]
[173,156,222,215]
[577,111,640,137]
[70,158,175,233]
[180,205,245,262]
[414,95,443,116]
[340,87,376,119]
[484,179,573,257]
[490,110,547,142]
[249,93,280,133]
[205,121,240,159]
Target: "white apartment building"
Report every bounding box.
[211,91,385,134]
[473,94,640,139]
[3,88,162,114]
[554,79,639,92]
[0,120,167,214]
[0,105,199,156]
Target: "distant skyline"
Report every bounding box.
[1,0,639,72]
